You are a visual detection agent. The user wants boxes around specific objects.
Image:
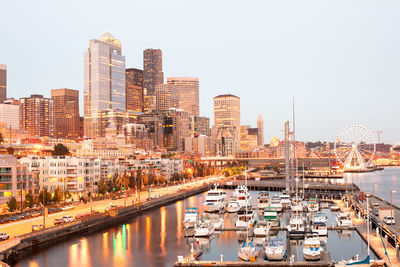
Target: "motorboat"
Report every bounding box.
[330,205,340,212]
[235,207,257,228]
[286,214,305,239]
[203,185,227,213]
[257,191,270,210]
[264,238,287,261]
[225,196,240,213]
[183,207,199,228]
[311,212,328,224]
[307,198,319,212]
[336,212,353,227]
[234,185,251,208]
[200,213,224,229]
[254,221,269,237]
[291,196,304,213]
[280,191,291,208]
[263,207,279,227]
[312,221,328,236]
[194,221,215,237]
[303,233,322,261]
[238,240,258,261]
[270,196,283,212]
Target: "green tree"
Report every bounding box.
[39,188,52,205]
[24,192,35,208]
[97,178,108,195]
[52,143,69,156]
[52,186,63,203]
[7,197,17,212]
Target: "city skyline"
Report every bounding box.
[1,1,400,143]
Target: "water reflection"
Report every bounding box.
[160,207,166,255]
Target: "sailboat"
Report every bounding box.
[238,173,258,261]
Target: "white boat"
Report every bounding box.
[203,185,227,213]
[200,213,224,229]
[336,212,353,227]
[286,214,305,238]
[254,221,269,237]
[290,196,304,212]
[226,196,240,213]
[303,233,322,261]
[279,192,291,208]
[265,238,287,261]
[330,205,340,211]
[183,207,199,228]
[235,207,257,228]
[234,185,251,208]
[257,192,270,210]
[194,222,214,237]
[264,207,279,227]
[312,212,328,224]
[270,196,283,212]
[307,198,319,212]
[238,240,258,261]
[312,221,328,236]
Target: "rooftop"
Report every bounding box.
[213,94,239,99]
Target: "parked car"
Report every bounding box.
[32,224,43,231]
[61,215,74,222]
[0,233,9,241]
[383,216,396,225]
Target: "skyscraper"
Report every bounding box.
[20,94,54,137]
[143,49,163,112]
[84,31,126,138]
[0,65,6,103]
[257,114,264,146]
[0,99,19,130]
[51,88,80,139]
[126,68,143,113]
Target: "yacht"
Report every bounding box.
[286,214,305,239]
[270,196,283,212]
[257,192,270,210]
[225,196,240,213]
[307,198,319,212]
[330,205,340,212]
[290,196,304,213]
[303,233,322,261]
[312,221,328,236]
[279,191,291,208]
[183,207,199,228]
[235,207,257,228]
[200,213,224,229]
[238,240,258,261]
[311,212,328,224]
[264,238,287,261]
[263,207,279,227]
[336,212,353,227]
[254,221,269,237]
[234,185,251,208]
[194,221,214,237]
[203,185,227,213]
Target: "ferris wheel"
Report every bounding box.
[334,125,376,171]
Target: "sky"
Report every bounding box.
[1,0,400,144]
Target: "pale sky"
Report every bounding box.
[1,0,400,144]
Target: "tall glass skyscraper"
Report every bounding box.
[143,49,163,112]
[84,31,126,138]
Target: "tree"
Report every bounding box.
[159,175,166,185]
[7,197,17,212]
[148,173,155,185]
[6,147,15,155]
[53,186,63,203]
[128,173,136,189]
[64,190,71,200]
[25,192,35,208]
[39,188,52,205]
[52,143,69,156]
[97,178,108,195]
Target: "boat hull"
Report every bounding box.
[303,251,321,261]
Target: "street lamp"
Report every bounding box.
[390,190,397,221]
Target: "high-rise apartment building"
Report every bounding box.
[20,94,54,137]
[257,114,264,146]
[84,31,126,138]
[143,49,163,112]
[51,88,80,139]
[162,108,189,151]
[189,115,210,136]
[0,65,6,103]
[0,99,20,129]
[126,68,143,113]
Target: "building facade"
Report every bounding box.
[51,88,80,139]
[257,114,264,146]
[143,49,163,112]
[126,68,143,113]
[0,65,6,104]
[162,108,189,151]
[84,31,126,138]
[0,100,19,129]
[189,115,210,136]
[20,94,54,137]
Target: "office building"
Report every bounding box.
[257,114,264,146]
[51,88,80,139]
[126,68,143,113]
[143,49,163,112]
[162,108,189,151]
[20,94,54,137]
[0,65,6,104]
[189,115,210,136]
[0,99,19,129]
[84,31,126,138]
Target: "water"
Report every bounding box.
[15,189,377,267]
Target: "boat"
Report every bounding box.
[203,185,227,213]
[183,207,199,228]
[194,221,215,237]
[234,185,251,208]
[225,196,240,213]
[238,240,258,261]
[336,212,353,227]
[257,191,270,210]
[264,238,287,261]
[312,212,328,224]
[235,207,257,228]
[286,214,305,239]
[303,233,322,261]
[312,221,328,236]
[307,198,319,212]
[254,221,269,237]
[280,191,291,208]
[264,207,279,227]
[270,196,283,212]
[200,213,224,229]
[291,196,304,213]
[330,205,340,211]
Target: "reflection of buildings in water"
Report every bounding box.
[196,236,212,252]
[290,239,304,247]
[338,230,352,238]
[69,243,78,267]
[188,196,196,208]
[102,232,109,259]
[146,217,151,253]
[176,200,183,244]
[160,207,166,255]
[69,238,92,267]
